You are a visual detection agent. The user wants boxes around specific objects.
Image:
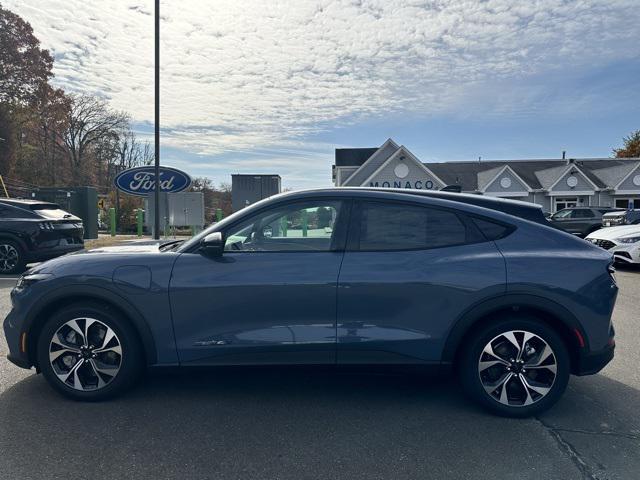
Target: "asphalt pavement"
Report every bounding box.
[0,268,639,480]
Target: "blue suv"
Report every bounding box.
[3,188,617,416]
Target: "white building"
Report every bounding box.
[333,139,640,212]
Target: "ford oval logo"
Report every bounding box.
[114,166,192,196]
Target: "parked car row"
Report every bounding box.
[546,206,640,265]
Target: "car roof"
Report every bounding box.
[272,187,550,225]
[0,198,57,207]
[559,206,620,210]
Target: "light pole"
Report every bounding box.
[153,0,161,239]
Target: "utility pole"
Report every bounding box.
[153,0,161,239]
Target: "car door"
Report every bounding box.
[170,198,350,365]
[336,200,506,364]
[570,208,596,235]
[550,208,577,233]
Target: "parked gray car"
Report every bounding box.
[548,206,622,237]
[3,188,617,417]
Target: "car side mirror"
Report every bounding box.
[200,232,224,256]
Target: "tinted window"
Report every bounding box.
[224,201,342,252]
[573,209,594,218]
[0,204,35,219]
[358,202,476,251]
[472,217,513,240]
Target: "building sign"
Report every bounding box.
[369,180,436,189]
[114,166,192,197]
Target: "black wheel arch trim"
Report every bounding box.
[441,293,588,363]
[24,284,157,367]
[0,232,29,253]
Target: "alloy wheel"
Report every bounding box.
[0,243,19,273]
[478,330,557,407]
[49,317,122,391]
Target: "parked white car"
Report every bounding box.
[586,225,640,265]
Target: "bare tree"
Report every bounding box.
[115,129,153,170]
[59,94,128,184]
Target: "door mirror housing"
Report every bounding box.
[200,232,224,256]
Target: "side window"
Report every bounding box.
[472,217,514,240]
[224,201,342,252]
[358,202,478,251]
[573,209,594,218]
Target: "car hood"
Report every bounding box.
[27,241,174,276]
[85,243,162,254]
[586,225,640,240]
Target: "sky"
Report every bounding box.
[6,0,640,189]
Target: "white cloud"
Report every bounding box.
[6,0,640,185]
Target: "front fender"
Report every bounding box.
[19,282,176,367]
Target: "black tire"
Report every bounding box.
[0,240,26,274]
[458,316,570,417]
[37,302,144,401]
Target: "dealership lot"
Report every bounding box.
[0,268,639,479]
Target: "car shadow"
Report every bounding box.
[0,368,639,479]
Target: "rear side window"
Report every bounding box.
[0,204,36,219]
[472,217,514,241]
[358,202,479,251]
[573,209,594,218]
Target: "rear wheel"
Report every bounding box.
[0,241,25,274]
[459,317,570,417]
[37,302,143,401]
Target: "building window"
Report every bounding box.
[615,198,640,209]
[554,197,578,212]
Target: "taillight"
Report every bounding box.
[38,221,54,230]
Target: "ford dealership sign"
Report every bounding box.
[114,166,192,196]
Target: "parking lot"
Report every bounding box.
[0,268,638,480]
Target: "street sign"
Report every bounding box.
[98,198,106,210]
[114,166,191,197]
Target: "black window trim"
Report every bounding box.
[217,197,353,254]
[467,214,517,242]
[349,198,494,253]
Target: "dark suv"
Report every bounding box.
[0,199,84,274]
[548,206,622,237]
[4,189,617,417]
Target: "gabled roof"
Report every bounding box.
[478,164,532,192]
[343,139,399,186]
[333,141,640,191]
[591,161,640,188]
[360,145,446,188]
[547,163,599,191]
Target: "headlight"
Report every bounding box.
[615,235,640,244]
[15,273,53,290]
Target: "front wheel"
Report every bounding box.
[37,302,143,401]
[459,317,570,417]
